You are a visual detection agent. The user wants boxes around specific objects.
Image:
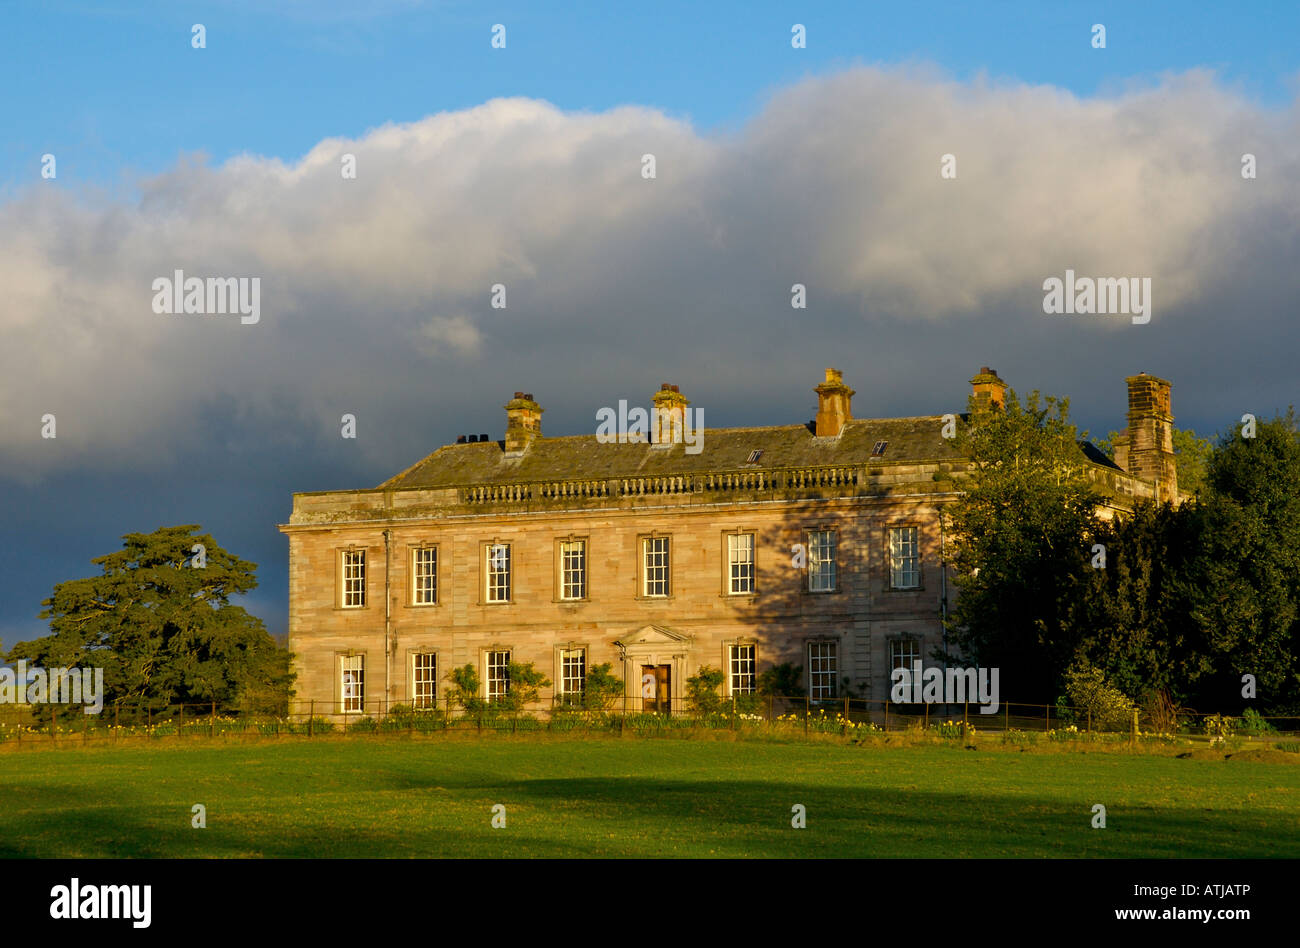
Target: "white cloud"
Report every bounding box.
[2,69,1298,480]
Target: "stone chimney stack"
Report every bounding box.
[814,368,854,437]
[651,383,689,445]
[504,392,543,454]
[970,367,1007,413]
[1123,373,1178,503]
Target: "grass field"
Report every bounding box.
[3,734,1298,858]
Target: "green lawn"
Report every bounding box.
[2,735,1297,858]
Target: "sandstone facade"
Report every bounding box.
[279,368,1179,718]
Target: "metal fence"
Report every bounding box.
[1,695,1297,746]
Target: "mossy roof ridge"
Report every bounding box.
[380,417,966,490]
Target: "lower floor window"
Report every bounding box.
[808,642,837,700]
[412,653,437,708]
[890,639,920,672]
[341,654,365,713]
[559,648,586,703]
[486,650,511,702]
[729,644,756,695]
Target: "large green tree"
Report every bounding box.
[1189,411,1300,711]
[1072,411,1300,713]
[1070,500,1205,703]
[944,390,1104,702]
[6,525,294,714]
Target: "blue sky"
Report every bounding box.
[2,1,1298,651]
[3,0,1297,194]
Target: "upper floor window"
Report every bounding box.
[643,536,670,597]
[727,533,755,595]
[808,530,836,592]
[890,527,921,589]
[486,543,511,602]
[412,547,437,605]
[560,540,587,600]
[342,550,366,608]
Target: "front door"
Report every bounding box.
[641,664,672,714]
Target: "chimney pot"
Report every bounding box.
[650,382,690,445]
[1123,373,1177,502]
[971,367,1007,413]
[814,368,854,437]
[504,392,543,453]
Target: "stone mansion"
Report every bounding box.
[279,367,1181,717]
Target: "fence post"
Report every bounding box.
[51,704,57,742]
[1131,709,1138,744]
[768,694,773,723]
[1005,702,1010,733]
[210,700,216,738]
[963,700,969,741]
[114,701,119,736]
[308,700,314,738]
[883,700,889,733]
[1087,708,1092,734]
[83,710,89,744]
[1045,702,1050,734]
[805,695,810,735]
[147,705,152,738]
[924,700,929,730]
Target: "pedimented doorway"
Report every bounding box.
[615,624,693,716]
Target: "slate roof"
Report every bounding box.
[379,416,967,490]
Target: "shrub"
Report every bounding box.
[1203,714,1236,739]
[1062,661,1136,731]
[553,663,624,712]
[1239,708,1277,735]
[496,661,551,713]
[1140,688,1184,735]
[758,663,805,698]
[446,665,485,715]
[685,666,725,714]
[385,703,444,730]
[1001,728,1036,746]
